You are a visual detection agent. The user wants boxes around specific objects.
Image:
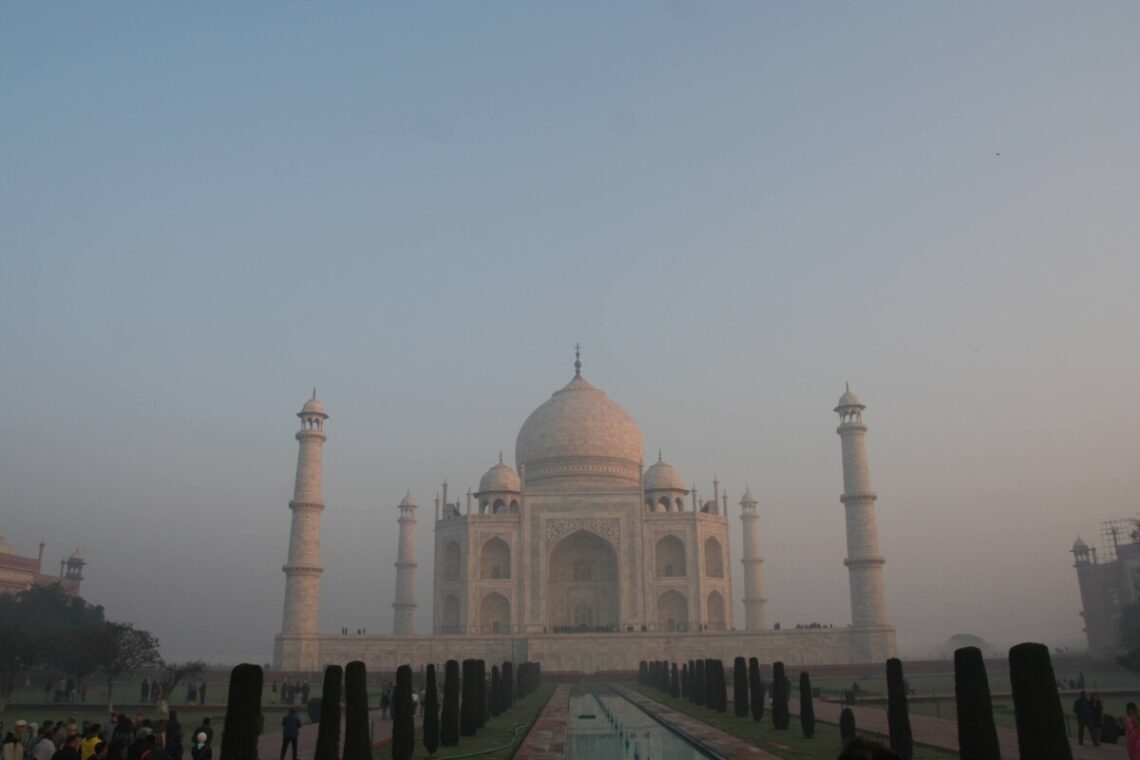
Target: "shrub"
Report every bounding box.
[490,666,501,718]
[771,661,789,730]
[220,663,262,760]
[799,672,815,738]
[694,660,706,706]
[954,646,999,760]
[391,665,415,760]
[502,661,514,711]
[476,660,488,728]
[681,663,688,699]
[460,659,478,737]
[733,658,748,718]
[313,665,342,760]
[307,697,322,724]
[839,707,856,742]
[886,658,914,760]
[1009,642,1072,760]
[440,660,460,747]
[423,664,439,756]
[748,658,763,722]
[343,661,371,760]
[638,661,648,685]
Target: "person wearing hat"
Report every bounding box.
[188,735,209,760]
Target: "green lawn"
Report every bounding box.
[628,685,955,760]
[373,684,556,760]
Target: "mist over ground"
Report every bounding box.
[1,3,1138,662]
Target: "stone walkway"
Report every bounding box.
[514,684,570,760]
[257,708,388,760]
[799,700,1121,760]
[613,685,780,759]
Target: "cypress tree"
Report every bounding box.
[680,663,688,699]
[687,660,697,703]
[771,661,789,730]
[954,646,1000,760]
[343,661,371,760]
[733,658,749,718]
[440,660,460,747]
[1009,642,1072,760]
[707,660,725,713]
[748,658,763,722]
[839,707,857,743]
[693,659,706,706]
[391,665,415,760]
[490,666,501,718]
[670,663,680,698]
[799,672,816,738]
[423,664,440,757]
[638,661,648,685]
[477,660,488,728]
[886,658,914,760]
[313,665,342,760]
[220,663,262,760]
[460,659,478,737]
[502,661,514,711]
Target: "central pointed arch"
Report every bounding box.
[547,529,619,632]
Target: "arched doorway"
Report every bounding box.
[704,536,724,578]
[480,592,511,634]
[547,530,619,632]
[656,589,688,632]
[707,590,726,630]
[441,594,460,633]
[655,535,687,578]
[480,537,511,579]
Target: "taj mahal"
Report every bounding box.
[274,350,896,672]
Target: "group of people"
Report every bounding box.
[270,680,310,706]
[1,712,215,760]
[42,679,87,705]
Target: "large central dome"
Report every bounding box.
[515,373,644,488]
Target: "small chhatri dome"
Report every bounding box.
[0,536,15,555]
[836,382,864,410]
[68,548,84,562]
[301,389,328,417]
[1072,536,1089,552]
[643,454,686,491]
[399,492,417,508]
[740,486,758,505]
[478,458,521,493]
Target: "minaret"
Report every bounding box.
[393,492,418,635]
[281,390,328,636]
[739,488,766,630]
[835,385,888,628]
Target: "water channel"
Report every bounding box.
[566,686,718,760]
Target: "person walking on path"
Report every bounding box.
[1074,690,1098,746]
[163,712,181,760]
[379,689,390,721]
[278,709,301,760]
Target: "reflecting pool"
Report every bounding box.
[567,687,713,760]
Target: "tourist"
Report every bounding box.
[108,717,132,760]
[3,730,23,760]
[279,709,301,760]
[379,689,390,720]
[188,721,209,749]
[196,682,206,707]
[139,682,149,705]
[163,713,181,760]
[1090,694,1104,741]
[91,745,106,760]
[80,725,101,760]
[51,735,81,760]
[30,726,54,760]
[138,734,167,760]
[1074,690,1097,745]
[188,734,210,760]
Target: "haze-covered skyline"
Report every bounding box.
[2,2,1138,662]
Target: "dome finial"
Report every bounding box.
[657,448,662,463]
[845,381,850,393]
[313,387,317,399]
[574,342,582,376]
[498,450,503,464]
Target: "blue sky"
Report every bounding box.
[2,2,1138,661]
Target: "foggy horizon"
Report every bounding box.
[2,2,1139,665]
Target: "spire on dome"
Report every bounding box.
[658,449,663,463]
[574,342,582,376]
[499,450,504,464]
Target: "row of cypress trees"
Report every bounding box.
[218,657,541,760]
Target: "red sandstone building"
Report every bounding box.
[0,536,86,596]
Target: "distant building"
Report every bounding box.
[1072,518,1140,656]
[0,536,86,597]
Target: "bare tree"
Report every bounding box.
[93,622,161,708]
[160,660,208,701]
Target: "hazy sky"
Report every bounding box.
[2,3,1138,663]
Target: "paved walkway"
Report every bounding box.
[514,684,570,760]
[798,700,1120,760]
[613,685,780,759]
[258,708,388,760]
